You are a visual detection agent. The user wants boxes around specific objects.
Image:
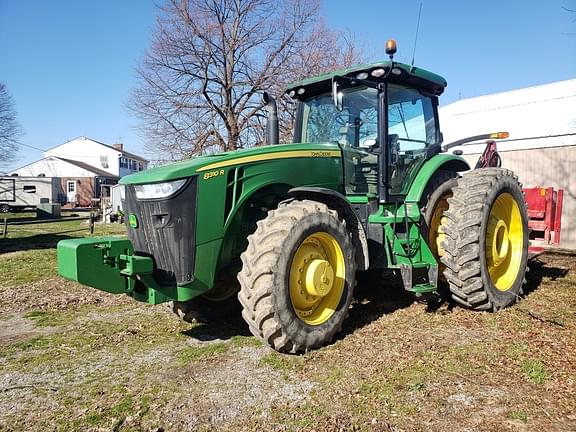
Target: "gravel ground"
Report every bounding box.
[0,250,575,431]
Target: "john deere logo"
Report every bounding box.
[128,214,138,229]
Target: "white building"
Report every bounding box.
[10,136,148,207]
[439,79,576,249]
[43,136,147,177]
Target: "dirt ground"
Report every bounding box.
[0,222,575,431]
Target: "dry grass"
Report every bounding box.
[0,218,575,431]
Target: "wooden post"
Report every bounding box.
[2,217,6,239]
[89,212,94,235]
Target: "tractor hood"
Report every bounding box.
[120,143,341,185]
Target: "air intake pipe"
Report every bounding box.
[263,92,279,145]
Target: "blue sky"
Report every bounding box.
[1,0,575,172]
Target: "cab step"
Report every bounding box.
[399,263,438,295]
[407,283,437,294]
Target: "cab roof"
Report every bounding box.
[286,61,447,98]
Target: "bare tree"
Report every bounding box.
[0,83,22,167]
[562,3,576,35]
[131,0,360,161]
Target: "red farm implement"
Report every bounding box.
[451,134,565,253]
[523,187,564,252]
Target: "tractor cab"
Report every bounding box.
[286,40,446,203]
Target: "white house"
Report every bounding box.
[42,136,148,177]
[439,79,576,249]
[10,136,148,207]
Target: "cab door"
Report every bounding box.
[386,85,440,197]
[335,87,380,197]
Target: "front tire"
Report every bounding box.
[238,200,356,353]
[440,168,529,310]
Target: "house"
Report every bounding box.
[439,79,576,249]
[10,136,148,207]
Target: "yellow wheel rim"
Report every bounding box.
[428,195,451,259]
[485,193,524,291]
[289,232,345,325]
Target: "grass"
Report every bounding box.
[229,334,262,348]
[0,217,575,431]
[177,342,229,364]
[520,358,549,384]
[0,214,126,252]
[509,410,529,422]
[23,310,68,327]
[259,351,294,371]
[0,249,58,286]
[0,217,126,288]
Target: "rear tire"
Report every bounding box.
[238,200,356,353]
[0,204,10,213]
[440,168,528,311]
[422,170,458,264]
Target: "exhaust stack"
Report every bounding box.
[263,92,279,145]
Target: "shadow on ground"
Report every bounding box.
[182,320,251,342]
[338,269,416,341]
[175,252,574,347]
[0,230,88,254]
[524,254,570,296]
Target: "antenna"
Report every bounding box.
[410,2,423,72]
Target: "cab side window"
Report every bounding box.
[387,85,438,195]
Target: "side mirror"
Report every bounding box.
[332,77,343,111]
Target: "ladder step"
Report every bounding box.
[409,262,430,269]
[407,283,437,294]
[399,263,438,293]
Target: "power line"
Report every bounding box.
[14,140,47,152]
[14,140,144,159]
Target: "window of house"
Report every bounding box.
[23,185,36,193]
[120,157,128,168]
[100,155,109,169]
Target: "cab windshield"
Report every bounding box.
[297,83,439,196]
[299,86,379,148]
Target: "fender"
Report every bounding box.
[288,187,370,270]
[405,154,470,203]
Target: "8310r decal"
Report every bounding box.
[203,169,225,180]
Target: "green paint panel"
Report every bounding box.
[120,143,341,185]
[404,154,470,203]
[192,144,342,245]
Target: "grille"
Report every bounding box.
[123,177,197,286]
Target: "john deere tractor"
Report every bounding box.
[58,41,529,353]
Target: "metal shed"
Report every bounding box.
[439,79,576,249]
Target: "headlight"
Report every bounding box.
[134,179,187,200]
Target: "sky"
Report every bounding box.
[1,0,575,173]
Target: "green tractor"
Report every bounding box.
[58,41,529,353]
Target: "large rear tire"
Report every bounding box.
[238,200,356,353]
[440,168,529,311]
[422,170,458,265]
